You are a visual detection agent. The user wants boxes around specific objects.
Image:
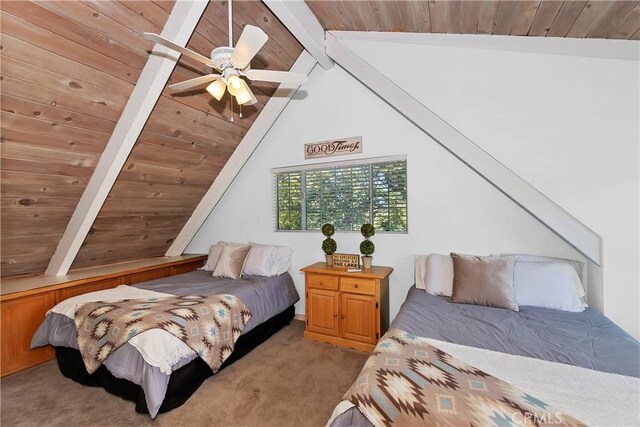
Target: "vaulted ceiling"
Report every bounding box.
[1,0,638,278]
[1,0,302,277]
[307,1,640,39]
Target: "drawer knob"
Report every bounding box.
[354,283,359,288]
[320,281,324,285]
[334,313,337,318]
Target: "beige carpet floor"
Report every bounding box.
[1,320,368,427]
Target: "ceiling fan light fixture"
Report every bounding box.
[147,0,296,110]
[206,79,226,101]
[226,74,243,96]
[235,87,253,105]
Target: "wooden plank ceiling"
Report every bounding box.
[306,1,640,39]
[0,0,302,277]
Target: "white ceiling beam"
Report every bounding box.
[166,51,317,256]
[45,0,209,276]
[263,0,333,69]
[331,31,640,62]
[325,33,602,265]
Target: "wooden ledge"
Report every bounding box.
[0,255,206,300]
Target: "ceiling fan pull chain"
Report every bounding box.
[239,103,243,119]
[228,0,233,48]
[230,95,234,122]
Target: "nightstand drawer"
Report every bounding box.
[341,277,375,295]
[307,274,339,291]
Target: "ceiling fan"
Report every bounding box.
[143,0,307,107]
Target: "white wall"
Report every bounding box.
[187,35,639,338]
[340,34,639,338]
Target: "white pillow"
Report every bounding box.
[243,242,293,276]
[200,241,245,271]
[514,261,587,312]
[497,253,586,288]
[414,255,428,289]
[415,254,454,296]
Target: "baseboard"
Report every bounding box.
[294,314,306,321]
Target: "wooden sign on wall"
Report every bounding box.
[304,136,362,159]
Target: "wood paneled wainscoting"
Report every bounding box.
[0,254,206,377]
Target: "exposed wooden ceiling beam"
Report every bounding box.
[325,32,602,265]
[166,51,317,256]
[263,0,333,69]
[45,0,209,276]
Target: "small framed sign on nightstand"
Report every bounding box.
[332,253,360,269]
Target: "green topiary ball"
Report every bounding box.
[322,237,337,255]
[321,223,335,237]
[360,240,375,256]
[360,223,375,238]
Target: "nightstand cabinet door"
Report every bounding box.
[307,288,339,337]
[340,292,377,344]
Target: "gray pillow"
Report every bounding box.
[450,253,518,311]
[201,243,225,271]
[212,245,251,279]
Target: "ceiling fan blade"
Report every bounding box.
[168,74,221,91]
[144,32,214,67]
[230,25,268,69]
[245,69,307,86]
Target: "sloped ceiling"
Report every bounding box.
[3,1,637,277]
[0,0,302,277]
[306,1,640,39]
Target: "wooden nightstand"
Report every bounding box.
[301,262,393,352]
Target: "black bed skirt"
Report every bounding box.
[55,305,295,415]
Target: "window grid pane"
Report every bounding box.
[372,161,407,232]
[275,160,406,232]
[305,165,370,231]
[277,172,302,230]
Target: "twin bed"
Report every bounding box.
[32,270,299,417]
[32,249,639,425]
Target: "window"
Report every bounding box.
[274,156,407,232]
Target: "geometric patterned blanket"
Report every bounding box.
[74,294,251,375]
[342,328,585,427]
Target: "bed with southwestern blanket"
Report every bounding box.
[329,286,640,427]
[32,271,299,417]
[74,294,251,375]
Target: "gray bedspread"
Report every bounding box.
[332,285,639,427]
[32,271,299,417]
[134,270,299,333]
[395,286,639,377]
